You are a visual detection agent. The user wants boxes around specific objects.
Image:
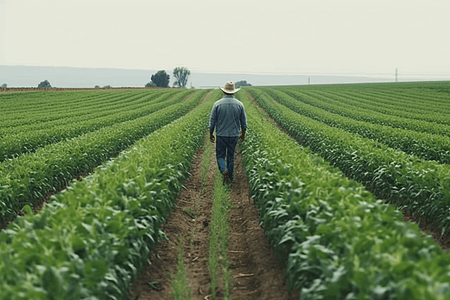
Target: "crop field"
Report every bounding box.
[1,81,450,299]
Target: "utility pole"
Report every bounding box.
[308,77,311,85]
[395,69,398,82]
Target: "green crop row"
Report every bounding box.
[0,90,115,114]
[0,91,217,299]
[0,90,168,137]
[0,90,158,117]
[337,89,450,116]
[0,90,141,129]
[283,83,450,122]
[305,88,450,125]
[0,90,208,225]
[260,88,450,164]
[0,90,192,161]
[347,84,450,112]
[276,87,450,137]
[0,90,174,135]
[247,90,450,234]
[237,91,450,299]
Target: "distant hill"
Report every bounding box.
[0,66,153,88]
[0,65,395,88]
[190,73,393,88]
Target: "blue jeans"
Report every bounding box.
[216,136,239,180]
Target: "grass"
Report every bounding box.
[208,169,233,300]
[201,132,215,185]
[170,236,192,300]
[171,132,233,299]
[170,132,215,299]
[183,207,198,219]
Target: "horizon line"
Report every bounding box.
[2,64,450,78]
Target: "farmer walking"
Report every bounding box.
[209,81,248,184]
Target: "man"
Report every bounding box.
[209,81,248,184]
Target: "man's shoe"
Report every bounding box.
[222,170,230,184]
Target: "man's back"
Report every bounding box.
[209,95,247,137]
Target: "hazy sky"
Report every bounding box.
[1,0,449,77]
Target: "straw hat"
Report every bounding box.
[220,81,240,94]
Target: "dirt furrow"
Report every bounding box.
[227,148,298,300]
[130,137,295,299]
[129,144,215,299]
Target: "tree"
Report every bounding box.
[1,83,6,88]
[173,67,191,88]
[235,80,252,88]
[38,80,52,88]
[151,70,170,88]
[145,82,157,88]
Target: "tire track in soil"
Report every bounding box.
[130,138,297,299]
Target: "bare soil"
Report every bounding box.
[402,212,450,252]
[129,140,298,299]
[226,149,298,300]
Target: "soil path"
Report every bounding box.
[227,148,297,300]
[129,138,297,299]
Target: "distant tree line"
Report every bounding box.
[173,67,191,88]
[235,80,252,88]
[9,71,249,90]
[38,80,52,88]
[149,70,170,88]
[146,67,191,88]
[1,80,53,89]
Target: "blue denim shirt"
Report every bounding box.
[208,95,248,137]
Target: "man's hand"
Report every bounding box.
[239,131,245,142]
[210,132,215,143]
